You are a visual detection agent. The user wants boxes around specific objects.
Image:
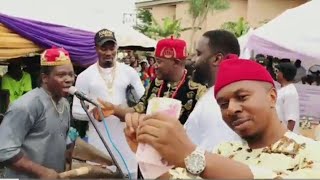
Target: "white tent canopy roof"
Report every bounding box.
[246,0,320,68]
[0,0,156,49]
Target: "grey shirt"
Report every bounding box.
[0,88,70,178]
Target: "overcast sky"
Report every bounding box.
[0,0,138,27]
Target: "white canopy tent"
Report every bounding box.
[246,0,320,69]
[238,28,254,59]
[0,0,156,49]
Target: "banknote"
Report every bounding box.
[136,97,182,178]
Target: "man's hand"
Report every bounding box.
[92,98,115,121]
[39,168,59,179]
[137,113,196,167]
[124,113,146,153]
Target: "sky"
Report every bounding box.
[0,0,138,27]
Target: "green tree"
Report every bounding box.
[188,0,230,52]
[146,17,191,40]
[221,17,250,37]
[134,8,153,34]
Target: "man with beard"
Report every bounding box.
[101,37,206,125]
[72,29,145,178]
[184,30,242,151]
[130,58,320,179]
[101,37,205,179]
[0,47,75,178]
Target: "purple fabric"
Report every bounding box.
[246,34,318,61]
[0,13,97,66]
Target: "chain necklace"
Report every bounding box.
[97,63,117,95]
[42,88,65,115]
[43,88,65,114]
[50,97,65,114]
[157,69,187,99]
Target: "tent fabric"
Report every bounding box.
[0,12,157,66]
[0,13,97,66]
[238,28,253,59]
[246,0,320,68]
[0,0,156,50]
[0,23,42,60]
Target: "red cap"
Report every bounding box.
[214,58,274,97]
[40,47,71,66]
[155,36,187,61]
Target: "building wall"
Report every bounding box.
[206,0,247,30]
[149,4,176,24]
[138,0,308,50]
[247,0,309,27]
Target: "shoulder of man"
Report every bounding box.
[187,79,207,101]
[119,62,138,74]
[77,63,97,78]
[8,88,44,115]
[22,71,31,77]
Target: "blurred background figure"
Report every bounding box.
[294,59,307,83]
[275,62,300,133]
[122,56,131,65]
[139,59,150,88]
[147,56,156,81]
[130,55,141,72]
[1,60,32,104]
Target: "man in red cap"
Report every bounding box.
[100,36,206,179]
[127,58,320,179]
[101,37,206,125]
[0,47,75,178]
[184,30,241,151]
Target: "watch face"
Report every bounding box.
[187,154,205,174]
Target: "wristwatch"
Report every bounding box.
[184,147,206,175]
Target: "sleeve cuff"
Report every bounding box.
[1,151,24,166]
[249,165,276,179]
[169,168,198,179]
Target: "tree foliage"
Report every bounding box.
[188,0,230,52]
[134,8,153,34]
[221,17,250,37]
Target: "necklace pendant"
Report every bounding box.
[107,88,113,95]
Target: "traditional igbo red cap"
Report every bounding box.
[214,58,275,97]
[40,47,71,66]
[155,36,187,61]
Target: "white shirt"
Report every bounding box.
[72,62,144,177]
[184,87,241,151]
[276,84,300,134]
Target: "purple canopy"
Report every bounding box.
[0,13,97,66]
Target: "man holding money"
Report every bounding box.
[132,58,320,179]
[100,36,207,125]
[98,36,206,179]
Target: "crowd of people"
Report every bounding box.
[119,53,156,89]
[0,27,319,179]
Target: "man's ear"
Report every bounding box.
[41,73,49,85]
[211,53,224,67]
[268,87,277,108]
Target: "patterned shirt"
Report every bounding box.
[133,77,207,124]
[170,132,320,179]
